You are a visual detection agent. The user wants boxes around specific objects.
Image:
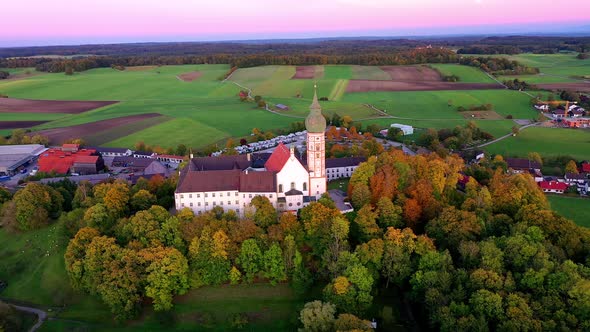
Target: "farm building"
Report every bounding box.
[0,144,47,176]
[506,158,542,174]
[112,156,167,175]
[325,157,366,181]
[582,162,590,173]
[154,154,185,164]
[133,151,154,159]
[93,147,133,157]
[562,118,590,128]
[40,173,111,185]
[61,143,80,153]
[538,181,568,194]
[38,146,103,175]
[390,124,414,135]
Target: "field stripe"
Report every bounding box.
[329,79,349,101]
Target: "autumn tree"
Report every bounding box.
[250,196,277,229]
[323,262,374,315]
[299,301,336,332]
[130,189,157,213]
[565,160,579,174]
[188,228,230,286]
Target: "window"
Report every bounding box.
[189,194,192,198]
[235,200,239,204]
[297,202,301,206]
[236,209,239,214]
[180,194,184,199]
[198,211,202,215]
[190,202,193,207]
[212,193,216,197]
[291,182,295,190]
[198,202,201,206]
[227,192,231,196]
[303,182,307,191]
[289,203,293,207]
[228,201,231,205]
[181,203,185,207]
[235,192,239,197]
[205,202,209,206]
[205,193,208,198]
[279,184,283,193]
[269,194,273,198]
[243,194,245,198]
[197,193,200,198]
[220,192,223,197]
[220,201,223,206]
[249,194,252,198]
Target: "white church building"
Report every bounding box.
[175,86,364,215]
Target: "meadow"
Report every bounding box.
[547,195,590,228]
[485,126,590,160]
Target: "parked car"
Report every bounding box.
[20,168,27,174]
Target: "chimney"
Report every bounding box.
[290,145,295,156]
[247,153,251,161]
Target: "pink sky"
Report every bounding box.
[1,0,589,46]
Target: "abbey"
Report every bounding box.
[174,86,360,215]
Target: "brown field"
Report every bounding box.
[536,83,590,93]
[125,65,158,72]
[380,66,442,81]
[33,113,162,145]
[460,111,503,120]
[292,66,323,79]
[178,71,202,82]
[346,80,503,92]
[0,121,47,130]
[0,98,118,114]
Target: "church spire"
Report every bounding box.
[310,83,321,113]
[305,83,327,133]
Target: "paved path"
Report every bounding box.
[11,304,47,332]
[469,122,539,149]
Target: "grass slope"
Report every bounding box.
[548,195,590,228]
[429,64,496,83]
[485,127,590,160]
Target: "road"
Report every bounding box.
[470,122,539,149]
[11,304,47,332]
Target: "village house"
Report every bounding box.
[93,147,133,158]
[505,158,542,175]
[538,181,569,194]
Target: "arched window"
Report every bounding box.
[303,182,307,191]
[279,184,283,193]
[291,182,296,190]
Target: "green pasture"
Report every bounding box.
[547,195,590,228]
[359,118,515,138]
[342,89,537,119]
[352,66,390,80]
[0,112,69,121]
[485,127,590,160]
[429,64,495,83]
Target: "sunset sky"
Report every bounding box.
[2,0,589,46]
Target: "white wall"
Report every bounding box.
[175,190,277,216]
[326,166,358,181]
[276,154,310,197]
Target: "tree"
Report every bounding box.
[263,243,287,285]
[354,205,382,242]
[334,313,372,332]
[324,262,374,315]
[188,228,230,286]
[229,266,241,285]
[292,251,313,295]
[160,216,185,252]
[565,160,579,174]
[425,207,482,251]
[65,227,101,290]
[250,196,277,229]
[84,203,115,234]
[386,127,403,141]
[130,189,157,212]
[376,197,403,228]
[527,152,543,166]
[237,239,262,283]
[511,126,519,136]
[351,184,371,209]
[299,301,336,332]
[139,246,189,311]
[119,206,169,247]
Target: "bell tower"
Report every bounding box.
[305,84,327,199]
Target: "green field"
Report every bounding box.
[429,64,496,83]
[472,53,590,83]
[485,126,590,160]
[548,195,590,228]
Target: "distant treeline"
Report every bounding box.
[457,36,590,54]
[0,48,540,77]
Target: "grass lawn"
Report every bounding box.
[485,127,590,160]
[429,64,496,83]
[328,178,350,191]
[548,195,590,228]
[0,112,70,121]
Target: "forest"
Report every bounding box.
[1,148,589,331]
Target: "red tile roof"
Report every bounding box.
[74,155,99,164]
[538,181,568,191]
[582,162,590,173]
[264,142,290,172]
[38,148,97,174]
[62,143,80,149]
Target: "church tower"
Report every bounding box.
[305,85,327,199]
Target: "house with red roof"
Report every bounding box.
[38,146,103,175]
[538,181,568,194]
[582,162,590,174]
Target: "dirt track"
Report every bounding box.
[380,66,442,81]
[177,72,202,82]
[34,113,161,144]
[292,66,317,79]
[346,80,503,92]
[0,121,47,130]
[536,83,590,92]
[0,98,118,114]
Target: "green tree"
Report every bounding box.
[84,203,115,234]
[292,251,313,295]
[299,301,336,332]
[263,243,287,285]
[324,262,374,315]
[140,246,189,311]
[354,205,382,242]
[237,239,263,283]
[229,266,241,285]
[188,228,230,286]
[130,189,157,212]
[376,197,403,228]
[250,196,277,229]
